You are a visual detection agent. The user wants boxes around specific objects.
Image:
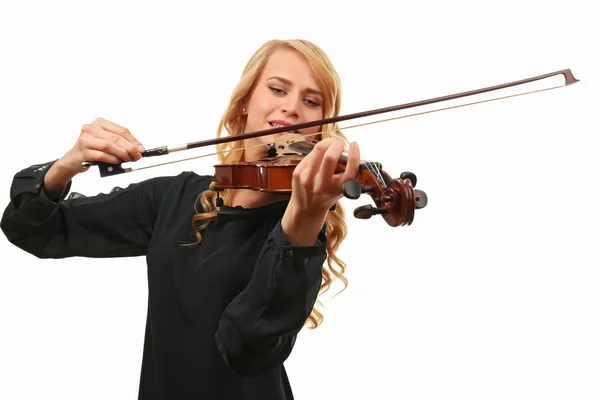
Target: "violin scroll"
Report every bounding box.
[342,170,427,227]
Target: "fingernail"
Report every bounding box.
[138,144,145,152]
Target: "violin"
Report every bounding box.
[212,134,428,227]
[82,69,579,227]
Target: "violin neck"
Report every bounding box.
[288,140,380,171]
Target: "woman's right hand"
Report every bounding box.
[61,117,145,172]
[44,118,145,194]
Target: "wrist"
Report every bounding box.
[281,200,328,247]
[44,157,79,193]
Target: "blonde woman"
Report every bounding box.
[1,39,359,399]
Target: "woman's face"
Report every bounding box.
[241,48,325,161]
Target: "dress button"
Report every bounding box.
[34,184,40,188]
[285,250,294,258]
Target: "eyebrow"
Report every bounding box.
[268,76,324,98]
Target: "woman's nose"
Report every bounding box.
[280,96,300,116]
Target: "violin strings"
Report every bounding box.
[365,161,386,189]
[119,132,323,173]
[376,164,386,188]
[120,82,570,173]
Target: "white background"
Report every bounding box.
[0,1,598,399]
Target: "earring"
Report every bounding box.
[241,107,246,113]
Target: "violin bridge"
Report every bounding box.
[266,133,308,156]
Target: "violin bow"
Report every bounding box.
[82,69,579,177]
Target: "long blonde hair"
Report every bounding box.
[189,39,349,329]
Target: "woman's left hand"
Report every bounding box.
[281,138,360,246]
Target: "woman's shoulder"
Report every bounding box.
[171,170,214,189]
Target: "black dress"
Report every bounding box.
[1,160,328,400]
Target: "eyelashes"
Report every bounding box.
[269,86,285,95]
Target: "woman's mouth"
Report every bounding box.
[269,121,298,133]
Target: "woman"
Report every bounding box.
[1,39,359,399]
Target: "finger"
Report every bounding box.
[81,148,121,165]
[295,137,333,178]
[85,119,142,160]
[97,118,145,153]
[95,117,128,136]
[94,128,142,161]
[316,139,344,180]
[82,135,134,162]
[312,140,344,197]
[341,142,360,182]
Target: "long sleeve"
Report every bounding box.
[214,219,327,378]
[1,159,173,259]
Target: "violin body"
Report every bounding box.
[212,137,427,227]
[214,155,304,193]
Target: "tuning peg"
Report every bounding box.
[342,180,374,200]
[415,189,428,209]
[353,204,388,219]
[400,171,417,187]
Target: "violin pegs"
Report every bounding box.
[353,204,388,219]
[415,189,428,209]
[399,171,417,187]
[342,180,375,200]
[342,180,362,199]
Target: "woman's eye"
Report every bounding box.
[269,86,284,95]
[269,85,321,108]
